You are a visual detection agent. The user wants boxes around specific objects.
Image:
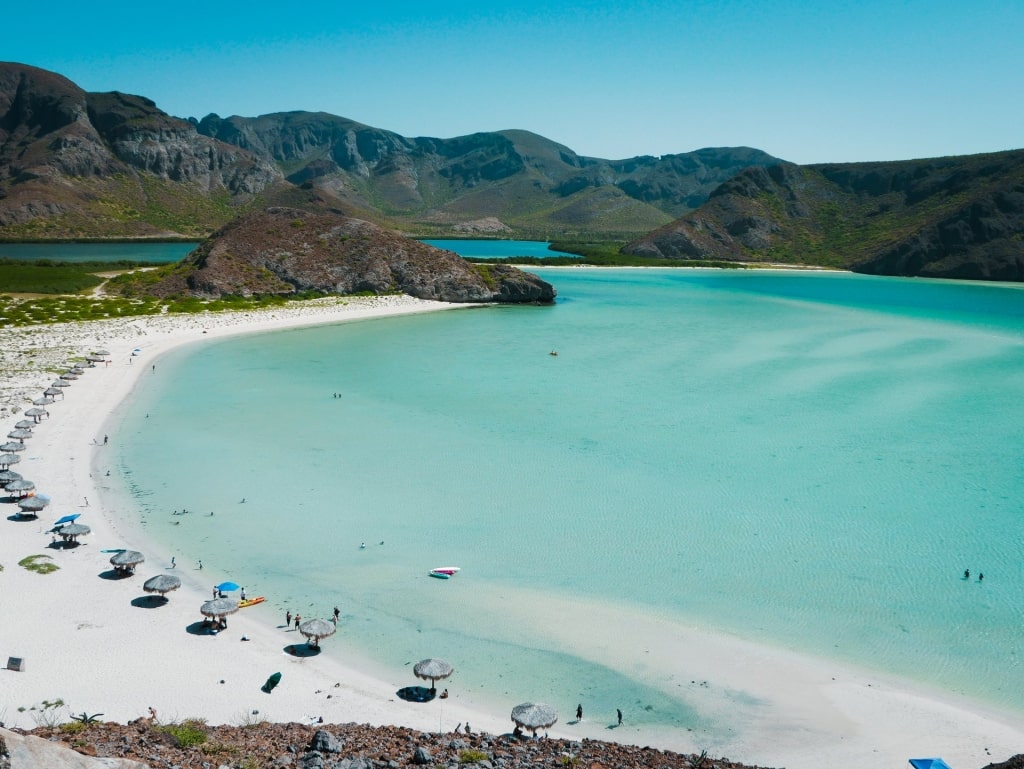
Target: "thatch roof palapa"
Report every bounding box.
[511,702,558,736]
[143,574,181,596]
[298,618,336,647]
[413,658,454,689]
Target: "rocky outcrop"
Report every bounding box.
[124,206,555,304]
[0,728,150,769]
[624,150,1024,281]
[0,62,281,236]
[86,91,280,194]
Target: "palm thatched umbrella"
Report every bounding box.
[58,522,91,545]
[32,397,54,406]
[14,419,36,429]
[200,597,239,629]
[44,387,64,399]
[0,442,26,453]
[143,574,181,597]
[298,618,336,648]
[93,349,111,356]
[17,495,48,514]
[49,380,70,389]
[0,453,22,468]
[0,469,22,486]
[110,550,145,575]
[24,407,48,420]
[59,372,79,381]
[413,658,454,691]
[511,702,559,737]
[86,354,106,364]
[7,479,36,496]
[7,429,32,441]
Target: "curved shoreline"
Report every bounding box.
[1,295,1022,769]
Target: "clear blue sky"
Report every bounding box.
[6,0,1022,164]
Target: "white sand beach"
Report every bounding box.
[1,296,1022,769]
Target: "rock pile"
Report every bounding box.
[17,720,774,769]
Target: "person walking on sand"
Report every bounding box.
[617,708,622,725]
[170,557,176,569]
[294,614,301,630]
[286,610,292,626]
[198,560,203,570]
[576,704,582,721]
[333,606,340,621]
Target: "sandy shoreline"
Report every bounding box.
[1,296,1022,769]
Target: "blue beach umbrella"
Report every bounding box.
[909,760,954,769]
[216,581,240,592]
[54,513,81,527]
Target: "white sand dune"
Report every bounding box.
[0,295,1021,769]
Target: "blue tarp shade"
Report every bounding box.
[53,513,80,526]
[216,582,240,592]
[910,759,953,769]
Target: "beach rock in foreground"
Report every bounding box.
[125,206,556,304]
[21,720,778,769]
[0,728,149,769]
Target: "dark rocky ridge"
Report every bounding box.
[623,151,1024,281]
[120,206,555,304]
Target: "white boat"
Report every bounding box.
[429,566,461,576]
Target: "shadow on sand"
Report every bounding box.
[284,643,321,658]
[98,569,132,580]
[131,595,169,609]
[186,620,230,636]
[396,686,436,703]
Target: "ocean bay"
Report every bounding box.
[107,266,1024,744]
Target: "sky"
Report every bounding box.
[5,0,1022,164]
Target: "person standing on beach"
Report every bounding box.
[333,606,340,621]
[576,704,582,721]
[286,610,292,626]
[294,614,301,630]
[198,560,203,570]
[170,557,175,569]
[617,708,622,725]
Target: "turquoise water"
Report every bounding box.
[0,242,197,263]
[108,268,1024,735]
[421,239,574,259]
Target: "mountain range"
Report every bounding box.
[0,62,777,240]
[2,62,1022,281]
[624,153,1024,281]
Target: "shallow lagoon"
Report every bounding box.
[109,267,1024,738]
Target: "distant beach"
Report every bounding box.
[1,287,1023,769]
